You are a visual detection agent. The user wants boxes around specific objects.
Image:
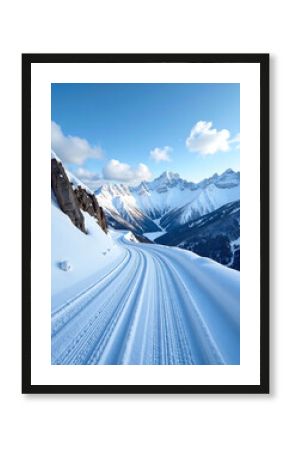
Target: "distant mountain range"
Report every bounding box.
[95,169,240,269]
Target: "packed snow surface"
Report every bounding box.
[52,230,240,365]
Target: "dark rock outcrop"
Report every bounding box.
[51,158,107,234]
[74,186,108,233]
[51,158,85,233]
[98,206,107,233]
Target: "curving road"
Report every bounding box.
[51,235,240,365]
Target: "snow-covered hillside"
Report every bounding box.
[157,200,240,270]
[51,192,123,309]
[96,183,160,234]
[51,152,122,307]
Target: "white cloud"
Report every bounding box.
[102,159,152,183]
[150,146,172,162]
[74,167,100,180]
[73,167,101,190]
[186,121,239,155]
[51,121,103,164]
[229,132,240,149]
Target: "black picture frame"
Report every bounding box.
[22,53,269,394]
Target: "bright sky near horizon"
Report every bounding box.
[51,83,240,189]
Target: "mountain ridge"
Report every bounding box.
[157,200,240,270]
[95,168,240,233]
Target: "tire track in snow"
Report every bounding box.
[86,251,149,364]
[147,250,225,364]
[51,249,131,337]
[146,244,239,363]
[152,255,194,364]
[52,250,148,364]
[52,249,140,364]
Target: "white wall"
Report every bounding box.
[0,1,287,449]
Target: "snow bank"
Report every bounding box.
[123,231,139,243]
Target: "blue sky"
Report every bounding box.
[51,83,240,188]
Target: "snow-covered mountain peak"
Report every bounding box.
[144,170,183,192]
[96,169,239,197]
[159,170,180,181]
[196,169,239,190]
[223,168,235,174]
[96,183,132,197]
[214,168,240,188]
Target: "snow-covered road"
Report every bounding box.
[51,235,240,365]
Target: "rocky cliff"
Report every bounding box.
[51,158,107,234]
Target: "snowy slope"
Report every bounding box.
[159,181,239,231]
[157,200,240,270]
[51,193,124,309]
[95,183,161,234]
[52,232,240,365]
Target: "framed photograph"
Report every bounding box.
[22,53,269,394]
